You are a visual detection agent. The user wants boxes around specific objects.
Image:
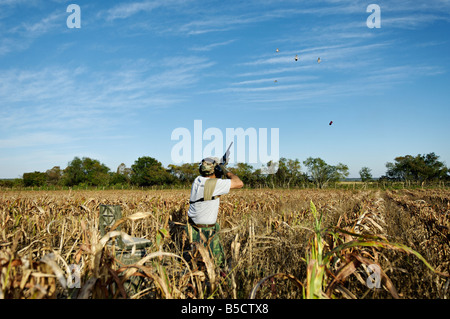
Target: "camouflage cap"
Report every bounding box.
[199,157,220,175]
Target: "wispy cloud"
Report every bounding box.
[9,10,65,37]
[0,37,30,55]
[99,0,450,39]
[104,1,162,21]
[210,33,443,106]
[239,42,389,71]
[0,67,80,104]
[366,65,446,83]
[178,9,302,35]
[0,55,215,133]
[223,62,445,105]
[381,14,450,29]
[0,132,74,149]
[231,75,318,86]
[103,0,190,21]
[190,40,236,52]
[0,10,66,56]
[0,0,38,6]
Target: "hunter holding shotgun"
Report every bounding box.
[186,143,243,266]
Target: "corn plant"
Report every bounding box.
[304,201,326,298]
[303,200,448,299]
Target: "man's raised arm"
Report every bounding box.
[226,171,244,189]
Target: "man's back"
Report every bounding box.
[188,176,231,225]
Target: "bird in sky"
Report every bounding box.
[317,57,321,64]
[276,48,279,53]
[274,80,278,83]
[329,121,333,125]
[295,54,298,61]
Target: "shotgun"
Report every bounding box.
[215,142,233,178]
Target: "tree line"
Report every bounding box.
[0,152,449,189]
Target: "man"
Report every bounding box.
[186,157,243,266]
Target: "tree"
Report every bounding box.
[359,167,373,182]
[285,158,303,187]
[62,157,84,186]
[385,152,448,183]
[131,156,174,186]
[46,166,62,185]
[82,157,110,186]
[62,157,110,186]
[269,158,303,188]
[23,171,47,187]
[0,179,14,188]
[110,163,131,185]
[250,168,267,188]
[303,157,349,188]
[168,163,199,185]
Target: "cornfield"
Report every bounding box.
[1,188,449,299]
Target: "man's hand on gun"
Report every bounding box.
[216,142,232,178]
[216,163,228,177]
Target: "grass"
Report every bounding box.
[0,188,449,299]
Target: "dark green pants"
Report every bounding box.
[186,222,225,266]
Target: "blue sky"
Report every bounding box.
[0,0,449,179]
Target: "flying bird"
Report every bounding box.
[295,54,298,61]
[274,80,278,83]
[276,48,279,53]
[329,121,333,125]
[317,57,321,64]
